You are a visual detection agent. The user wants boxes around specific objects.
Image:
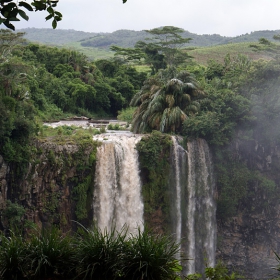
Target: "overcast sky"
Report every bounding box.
[14,0,280,37]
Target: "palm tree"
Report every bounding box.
[130,68,205,134]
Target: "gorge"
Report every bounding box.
[0,129,279,279]
[91,134,216,275]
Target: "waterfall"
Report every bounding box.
[93,134,144,234]
[185,139,216,274]
[171,136,185,257]
[92,134,216,276]
[171,137,216,275]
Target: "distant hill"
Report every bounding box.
[17,28,99,45]
[17,27,280,48]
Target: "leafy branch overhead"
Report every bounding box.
[0,0,128,30]
[0,0,61,30]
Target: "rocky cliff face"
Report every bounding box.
[1,134,280,279]
[0,155,8,212]
[216,136,280,279]
[0,139,97,232]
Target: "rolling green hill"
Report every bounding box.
[188,42,276,65]
[18,27,280,48]
[17,27,280,62]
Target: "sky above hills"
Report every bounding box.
[14,0,280,37]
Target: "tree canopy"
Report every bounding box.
[135,26,192,73]
[130,67,205,134]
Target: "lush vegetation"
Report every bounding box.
[19,27,279,49]
[3,25,280,279]
[2,26,280,223]
[0,29,147,173]
[0,226,182,280]
[136,131,173,233]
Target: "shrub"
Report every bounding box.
[122,228,181,280]
[0,232,27,280]
[74,226,126,280]
[26,227,75,279]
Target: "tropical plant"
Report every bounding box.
[185,261,242,280]
[130,68,205,134]
[122,228,181,280]
[26,227,75,279]
[0,231,27,279]
[74,226,127,280]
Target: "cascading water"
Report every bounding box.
[93,134,144,234]
[171,137,216,275]
[171,137,185,258]
[93,133,216,276]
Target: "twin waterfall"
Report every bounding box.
[93,134,216,275]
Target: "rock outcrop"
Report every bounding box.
[0,139,97,232]
[216,136,280,279]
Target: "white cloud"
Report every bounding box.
[13,0,280,36]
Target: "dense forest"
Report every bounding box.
[2,25,280,229]
[2,26,280,279]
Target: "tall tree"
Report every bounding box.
[110,45,145,63]
[136,26,192,73]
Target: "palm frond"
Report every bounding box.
[165,94,175,108]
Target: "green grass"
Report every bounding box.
[187,42,275,65]
[134,64,152,74]
[37,125,103,145]
[64,41,114,61]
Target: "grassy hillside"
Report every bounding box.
[18,27,280,49]
[64,42,114,61]
[17,28,280,63]
[17,28,99,45]
[187,42,275,65]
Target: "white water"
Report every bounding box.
[186,140,196,274]
[171,136,183,258]
[185,139,216,274]
[92,134,216,275]
[170,137,216,274]
[93,134,144,234]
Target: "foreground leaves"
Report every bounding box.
[0,226,181,280]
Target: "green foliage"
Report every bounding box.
[134,26,192,73]
[107,123,126,130]
[117,106,136,123]
[70,141,98,222]
[26,227,75,279]
[72,175,92,221]
[131,68,205,134]
[136,131,172,230]
[0,0,62,30]
[182,91,252,146]
[74,226,126,280]
[2,200,25,229]
[0,231,27,279]
[0,225,181,280]
[204,261,241,280]
[185,261,242,280]
[122,228,181,280]
[74,225,181,280]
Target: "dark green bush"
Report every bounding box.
[26,227,75,279]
